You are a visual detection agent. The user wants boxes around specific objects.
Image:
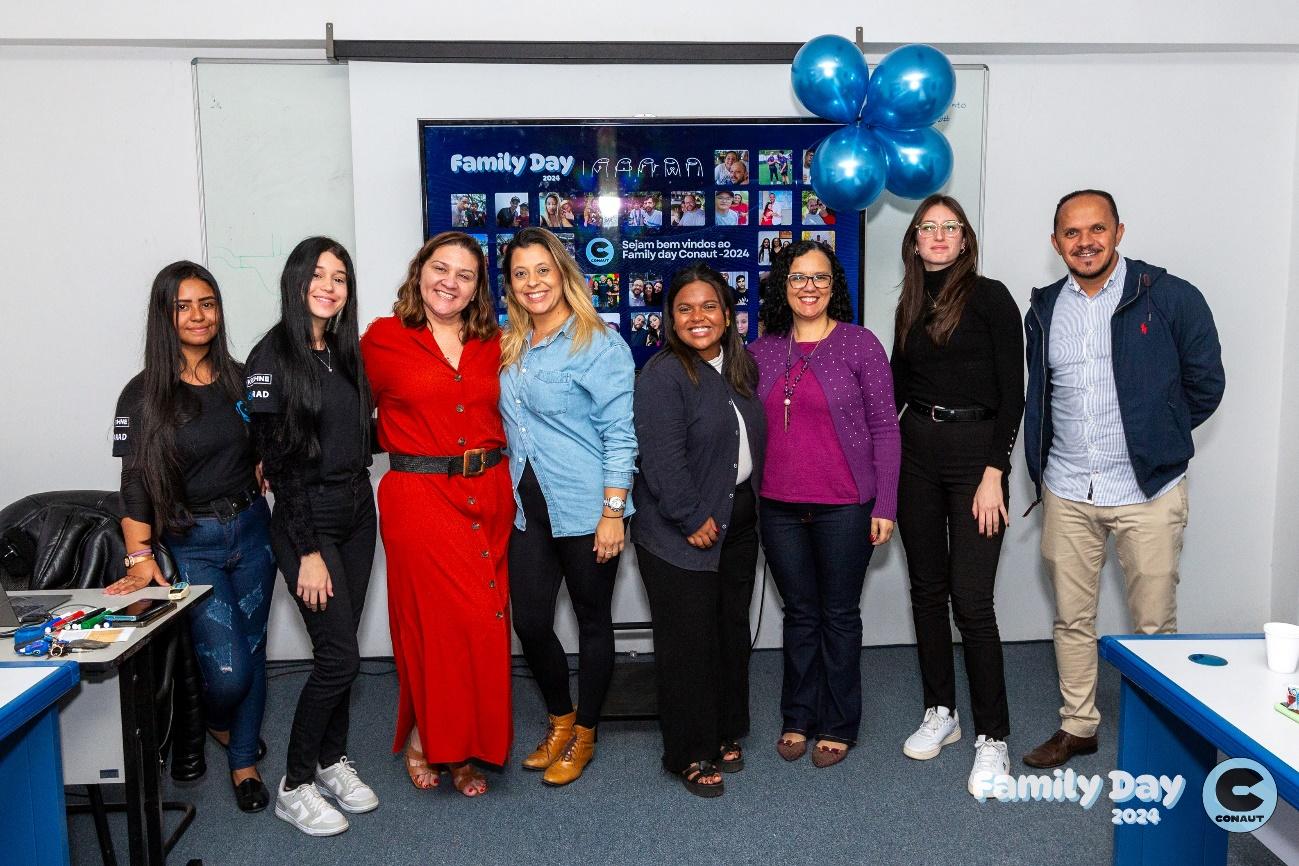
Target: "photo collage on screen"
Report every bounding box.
[431,124,848,368]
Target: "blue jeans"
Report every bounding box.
[759,498,875,745]
[164,496,276,771]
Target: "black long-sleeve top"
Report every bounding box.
[243,335,369,558]
[890,268,1026,472]
[113,372,257,526]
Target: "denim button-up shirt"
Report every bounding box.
[500,315,637,536]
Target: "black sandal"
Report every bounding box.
[679,760,724,798]
[718,741,744,773]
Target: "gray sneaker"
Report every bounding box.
[315,756,379,813]
[275,777,349,836]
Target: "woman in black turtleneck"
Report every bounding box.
[889,194,1024,795]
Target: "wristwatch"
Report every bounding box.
[124,551,155,568]
[602,496,626,513]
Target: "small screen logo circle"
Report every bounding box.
[586,237,615,267]
[1202,758,1276,832]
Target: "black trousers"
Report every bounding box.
[896,411,1010,738]
[508,464,618,730]
[637,481,758,773]
[270,473,377,787]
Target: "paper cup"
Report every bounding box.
[1264,622,1299,673]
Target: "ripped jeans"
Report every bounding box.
[164,496,276,771]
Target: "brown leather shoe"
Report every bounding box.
[522,711,576,771]
[1022,729,1098,768]
[542,724,596,786]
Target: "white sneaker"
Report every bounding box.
[315,756,379,813]
[275,777,350,836]
[968,735,1010,797]
[902,706,962,760]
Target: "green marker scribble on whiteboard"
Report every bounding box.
[210,236,290,297]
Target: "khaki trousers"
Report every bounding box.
[1040,480,1188,737]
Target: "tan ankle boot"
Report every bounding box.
[522,711,576,771]
[541,724,596,786]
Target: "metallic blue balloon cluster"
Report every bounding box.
[791,36,956,211]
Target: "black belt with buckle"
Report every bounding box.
[909,401,996,422]
[189,488,259,521]
[390,448,503,478]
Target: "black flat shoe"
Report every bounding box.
[209,729,268,763]
[233,777,270,813]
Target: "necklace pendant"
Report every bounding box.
[783,401,790,431]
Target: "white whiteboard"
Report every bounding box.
[194,60,356,359]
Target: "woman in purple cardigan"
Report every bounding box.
[750,239,900,769]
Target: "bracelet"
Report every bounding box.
[127,548,153,557]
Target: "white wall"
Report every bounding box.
[1273,100,1299,625]
[4,0,1299,46]
[3,5,1298,661]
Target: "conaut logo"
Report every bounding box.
[585,237,616,268]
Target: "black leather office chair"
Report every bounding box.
[0,490,206,864]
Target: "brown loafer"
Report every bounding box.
[810,741,850,769]
[775,735,807,762]
[1022,729,1098,769]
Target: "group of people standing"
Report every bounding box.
[105,186,1224,828]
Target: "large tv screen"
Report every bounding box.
[420,118,864,367]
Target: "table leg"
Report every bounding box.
[1114,675,1227,865]
[119,643,164,865]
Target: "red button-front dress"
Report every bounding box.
[361,316,513,766]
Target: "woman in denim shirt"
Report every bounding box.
[499,227,637,787]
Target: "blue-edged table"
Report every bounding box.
[1099,634,1299,865]
[0,660,80,865]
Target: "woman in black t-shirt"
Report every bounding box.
[889,195,1025,794]
[244,236,378,837]
[106,261,276,814]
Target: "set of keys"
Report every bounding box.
[16,637,111,657]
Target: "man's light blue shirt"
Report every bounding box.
[500,315,637,535]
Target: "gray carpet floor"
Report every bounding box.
[67,642,1283,866]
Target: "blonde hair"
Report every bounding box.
[499,227,605,369]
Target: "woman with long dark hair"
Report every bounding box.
[107,261,276,813]
[750,240,900,769]
[499,227,636,788]
[890,195,1023,794]
[245,236,378,836]
[360,232,512,798]
[632,264,765,797]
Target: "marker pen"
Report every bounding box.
[45,610,85,632]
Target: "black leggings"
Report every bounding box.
[508,464,618,729]
[270,474,377,787]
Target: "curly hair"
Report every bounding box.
[758,239,853,337]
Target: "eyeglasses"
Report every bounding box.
[787,273,833,289]
[916,220,964,238]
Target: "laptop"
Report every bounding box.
[0,584,72,628]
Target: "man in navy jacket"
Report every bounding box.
[1021,190,1225,769]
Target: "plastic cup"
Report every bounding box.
[1263,622,1299,673]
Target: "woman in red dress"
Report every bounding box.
[360,231,512,797]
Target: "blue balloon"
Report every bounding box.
[877,126,954,199]
[791,34,870,124]
[863,44,956,131]
[810,124,887,212]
